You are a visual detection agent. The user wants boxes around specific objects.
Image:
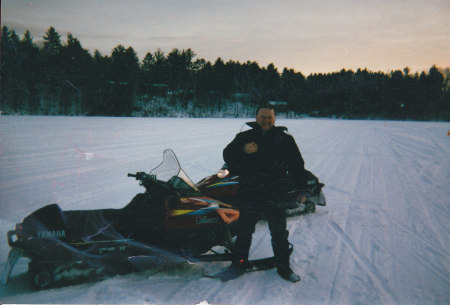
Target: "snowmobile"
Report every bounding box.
[196,165,326,216]
[3,149,242,289]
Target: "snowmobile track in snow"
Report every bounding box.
[328,220,400,305]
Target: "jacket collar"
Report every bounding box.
[245,121,287,133]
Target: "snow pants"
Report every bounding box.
[233,196,292,269]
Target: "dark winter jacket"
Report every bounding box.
[223,122,308,200]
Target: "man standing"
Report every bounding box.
[223,104,307,282]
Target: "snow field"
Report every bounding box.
[0,116,449,304]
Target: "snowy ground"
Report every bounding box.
[0,115,449,305]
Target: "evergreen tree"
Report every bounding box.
[211,57,230,110]
[166,48,195,95]
[151,49,168,85]
[43,26,62,56]
[19,30,40,113]
[108,45,139,115]
[139,52,155,94]
[1,26,22,112]
[89,50,110,115]
[40,27,66,113]
[260,63,280,101]
[280,68,306,113]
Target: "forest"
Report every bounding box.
[1,26,449,120]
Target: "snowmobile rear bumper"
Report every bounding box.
[313,189,326,206]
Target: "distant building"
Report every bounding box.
[268,100,288,113]
[268,100,288,106]
[152,84,168,96]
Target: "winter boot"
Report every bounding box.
[277,266,301,282]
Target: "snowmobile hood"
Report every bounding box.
[245,121,288,133]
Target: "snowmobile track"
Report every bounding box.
[328,220,400,305]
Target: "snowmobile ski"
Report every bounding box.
[204,256,276,282]
[2,248,22,285]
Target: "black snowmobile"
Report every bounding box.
[196,165,326,216]
[3,150,242,289]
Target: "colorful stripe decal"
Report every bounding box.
[191,197,223,204]
[206,181,239,189]
[169,209,195,216]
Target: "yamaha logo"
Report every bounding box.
[36,230,66,239]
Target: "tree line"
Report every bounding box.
[1,26,449,120]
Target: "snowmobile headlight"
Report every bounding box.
[10,233,18,243]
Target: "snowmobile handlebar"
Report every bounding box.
[128,172,167,192]
[127,172,147,180]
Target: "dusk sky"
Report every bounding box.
[2,0,449,76]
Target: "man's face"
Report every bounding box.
[256,108,275,132]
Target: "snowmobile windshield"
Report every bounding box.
[150,149,200,194]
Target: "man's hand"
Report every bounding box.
[244,142,258,154]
